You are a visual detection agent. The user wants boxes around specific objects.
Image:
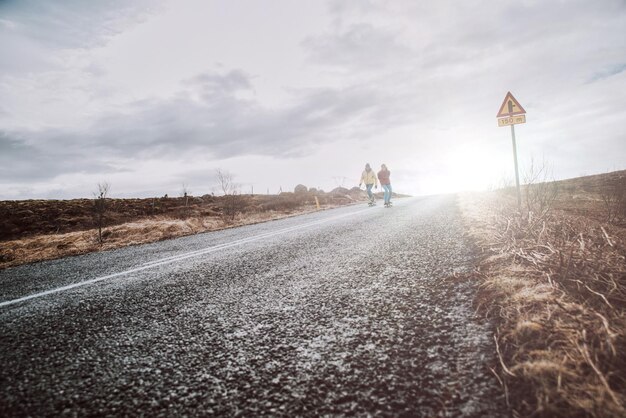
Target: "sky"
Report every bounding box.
[0,0,625,199]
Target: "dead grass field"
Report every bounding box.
[0,188,379,269]
[460,170,626,417]
[0,212,310,269]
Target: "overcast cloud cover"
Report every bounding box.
[0,0,625,199]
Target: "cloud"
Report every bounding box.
[1,68,419,185]
[302,23,412,71]
[0,17,17,30]
[299,0,626,136]
[588,63,626,83]
[1,0,625,199]
[0,0,157,48]
[306,0,626,82]
[0,0,159,74]
[183,70,254,97]
[0,131,116,182]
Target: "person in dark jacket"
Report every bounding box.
[377,164,392,207]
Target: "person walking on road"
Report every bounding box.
[378,164,392,207]
[359,163,378,205]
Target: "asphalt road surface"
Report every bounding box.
[0,196,507,417]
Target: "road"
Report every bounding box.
[0,196,507,417]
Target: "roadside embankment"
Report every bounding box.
[0,211,304,269]
[0,189,371,269]
[0,188,411,269]
[459,181,626,417]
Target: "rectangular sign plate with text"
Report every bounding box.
[498,114,526,127]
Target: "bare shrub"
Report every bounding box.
[93,182,110,243]
[523,157,558,219]
[601,177,626,224]
[216,169,242,222]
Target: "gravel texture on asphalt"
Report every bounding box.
[0,196,507,417]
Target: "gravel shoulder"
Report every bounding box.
[0,196,507,417]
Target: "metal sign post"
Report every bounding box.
[497,92,526,212]
[509,103,522,210]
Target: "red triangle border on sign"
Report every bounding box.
[496,92,526,117]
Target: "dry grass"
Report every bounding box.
[0,206,337,269]
[1,184,391,269]
[460,188,626,417]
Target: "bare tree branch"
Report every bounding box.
[93,182,110,243]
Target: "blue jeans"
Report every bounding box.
[382,184,392,204]
[366,184,374,200]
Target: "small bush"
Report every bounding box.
[523,158,558,219]
[601,177,626,225]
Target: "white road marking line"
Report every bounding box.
[139,216,339,267]
[0,207,372,308]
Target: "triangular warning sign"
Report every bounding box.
[496,92,526,117]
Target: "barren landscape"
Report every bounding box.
[1,171,625,416]
[2,1,624,416]
[0,186,405,269]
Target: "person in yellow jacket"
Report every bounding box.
[359,163,378,204]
